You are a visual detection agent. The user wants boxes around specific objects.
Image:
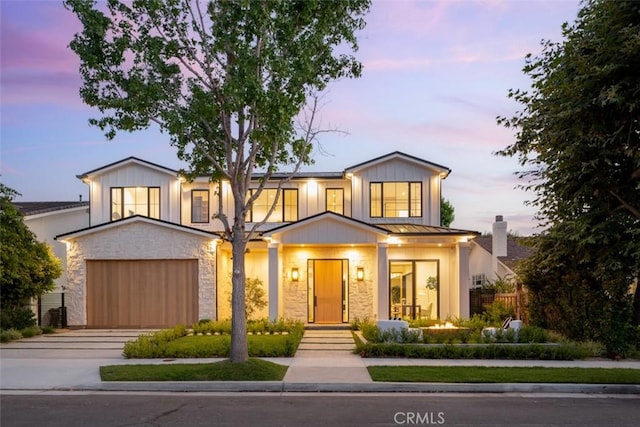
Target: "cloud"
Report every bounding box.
[1,3,83,106]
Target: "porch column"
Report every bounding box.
[457,241,471,318]
[268,242,279,321]
[377,242,389,320]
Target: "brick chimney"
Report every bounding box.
[491,215,507,278]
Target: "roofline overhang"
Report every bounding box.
[56,215,217,242]
[76,157,179,183]
[22,204,89,220]
[344,151,452,178]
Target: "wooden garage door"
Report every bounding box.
[86,260,199,328]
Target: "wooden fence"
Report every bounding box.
[469,287,528,322]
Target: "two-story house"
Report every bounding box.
[55,151,479,328]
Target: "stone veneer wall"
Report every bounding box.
[65,221,216,327]
[281,246,376,322]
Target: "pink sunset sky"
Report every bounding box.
[0,0,581,235]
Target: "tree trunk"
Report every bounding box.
[229,223,248,363]
[632,279,640,327]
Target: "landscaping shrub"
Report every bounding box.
[482,300,515,325]
[0,307,37,330]
[0,329,23,343]
[355,340,590,360]
[20,325,43,338]
[516,325,548,343]
[123,319,304,358]
[41,325,56,334]
[423,328,473,344]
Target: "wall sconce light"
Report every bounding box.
[356,267,364,281]
[291,267,299,281]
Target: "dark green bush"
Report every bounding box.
[355,337,590,360]
[517,326,548,343]
[0,307,36,330]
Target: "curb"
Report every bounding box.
[31,382,640,395]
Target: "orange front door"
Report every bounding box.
[314,260,343,323]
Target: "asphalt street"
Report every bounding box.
[2,392,639,427]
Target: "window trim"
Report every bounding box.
[325,187,344,215]
[191,189,210,224]
[370,181,422,218]
[110,186,161,221]
[249,188,298,222]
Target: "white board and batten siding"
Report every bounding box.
[87,163,181,226]
[272,216,384,245]
[350,158,442,226]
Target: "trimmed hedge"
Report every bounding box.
[354,334,590,360]
[123,319,304,358]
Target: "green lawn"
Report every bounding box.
[101,358,288,381]
[367,366,640,384]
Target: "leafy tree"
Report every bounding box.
[64,0,370,361]
[0,183,62,329]
[440,197,455,227]
[228,277,267,319]
[497,0,640,357]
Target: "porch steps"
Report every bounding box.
[304,324,352,331]
[295,329,356,353]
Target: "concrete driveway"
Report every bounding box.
[0,329,157,390]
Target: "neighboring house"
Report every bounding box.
[13,201,90,326]
[469,215,534,288]
[13,201,90,292]
[51,151,480,328]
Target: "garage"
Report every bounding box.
[86,259,199,328]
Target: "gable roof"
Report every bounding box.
[76,157,179,181]
[55,215,216,241]
[344,151,451,177]
[262,212,479,241]
[472,236,534,270]
[14,201,89,217]
[262,211,389,237]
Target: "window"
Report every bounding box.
[370,182,421,218]
[389,260,439,320]
[111,187,160,220]
[191,190,209,223]
[472,274,486,288]
[249,188,298,222]
[326,188,344,215]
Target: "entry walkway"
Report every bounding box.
[283,328,372,383]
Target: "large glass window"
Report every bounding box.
[370,182,422,218]
[249,188,298,222]
[191,190,209,223]
[326,188,344,215]
[389,260,439,320]
[111,187,160,220]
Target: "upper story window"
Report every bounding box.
[326,188,344,215]
[249,188,298,222]
[111,187,160,221]
[370,182,422,218]
[191,190,209,223]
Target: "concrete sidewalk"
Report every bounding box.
[1,328,639,394]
